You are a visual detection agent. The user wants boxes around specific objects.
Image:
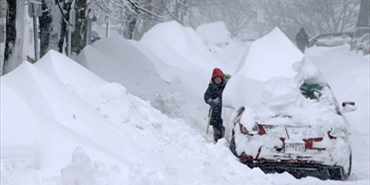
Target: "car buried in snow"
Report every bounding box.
[308,32,353,48]
[222,27,356,180]
[350,26,370,51]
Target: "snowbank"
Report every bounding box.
[78,36,172,99]
[234,27,304,81]
[140,21,226,73]
[1,59,133,176]
[196,21,231,45]
[77,36,209,125]
[1,21,368,185]
[222,28,353,167]
[224,27,304,109]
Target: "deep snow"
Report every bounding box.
[1,21,369,185]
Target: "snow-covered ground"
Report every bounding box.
[1,21,369,185]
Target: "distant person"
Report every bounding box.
[204,68,231,142]
[296,28,309,53]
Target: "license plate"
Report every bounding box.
[284,143,306,153]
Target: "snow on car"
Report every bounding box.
[308,32,353,48]
[222,27,356,180]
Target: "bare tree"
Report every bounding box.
[90,0,199,40]
[71,0,88,54]
[39,0,52,58]
[90,0,164,39]
[3,0,16,74]
[188,0,256,37]
[3,0,25,75]
[259,0,360,40]
[38,0,70,56]
[39,0,88,56]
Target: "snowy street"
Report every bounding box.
[1,21,369,185]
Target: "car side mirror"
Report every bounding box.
[342,101,357,113]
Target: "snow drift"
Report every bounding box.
[1,22,368,185]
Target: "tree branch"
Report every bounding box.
[127,0,163,19]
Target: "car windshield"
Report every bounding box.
[300,83,324,100]
[310,32,353,44]
[355,28,370,38]
[361,34,370,42]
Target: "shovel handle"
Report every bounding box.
[206,109,213,134]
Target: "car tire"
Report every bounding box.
[229,131,238,157]
[343,152,352,180]
[329,151,352,180]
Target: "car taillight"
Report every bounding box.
[240,123,264,136]
[240,124,249,134]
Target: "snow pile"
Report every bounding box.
[60,147,101,185]
[223,27,347,130]
[235,27,304,81]
[195,21,247,73]
[1,54,135,171]
[224,27,304,110]
[77,21,244,125]
[140,21,224,73]
[196,21,231,46]
[1,21,369,185]
[306,44,369,134]
[222,28,352,167]
[77,37,171,99]
[76,36,208,126]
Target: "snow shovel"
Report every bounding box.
[206,106,215,134]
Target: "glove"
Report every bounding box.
[210,105,215,110]
[207,97,220,106]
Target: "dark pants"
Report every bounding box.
[209,106,224,142]
[213,124,224,142]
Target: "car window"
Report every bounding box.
[299,81,342,115]
[355,28,370,38]
[309,32,353,47]
[315,34,327,39]
[300,83,324,100]
[361,34,370,42]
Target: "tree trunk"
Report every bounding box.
[39,0,52,58]
[3,0,16,74]
[57,0,72,53]
[71,0,87,54]
[128,16,137,39]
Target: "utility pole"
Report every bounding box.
[105,7,110,38]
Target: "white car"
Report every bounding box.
[308,32,353,47]
[350,26,370,51]
[223,27,356,180]
[359,34,370,55]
